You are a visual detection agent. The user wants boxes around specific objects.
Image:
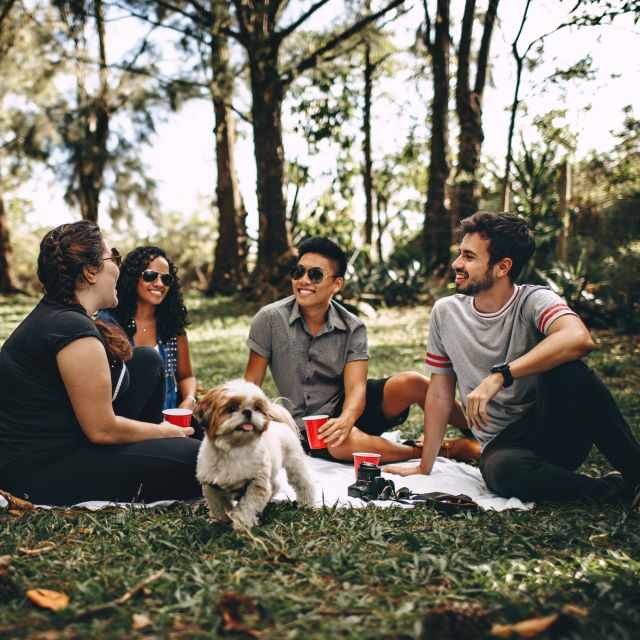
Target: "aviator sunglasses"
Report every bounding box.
[290,264,340,284]
[100,247,122,268]
[141,269,174,287]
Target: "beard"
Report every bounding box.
[454,268,494,296]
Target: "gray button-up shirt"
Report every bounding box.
[247,295,369,427]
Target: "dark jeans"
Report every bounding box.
[1,347,201,505]
[480,360,640,503]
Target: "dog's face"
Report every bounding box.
[196,379,271,445]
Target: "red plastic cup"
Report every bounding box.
[303,414,329,449]
[162,408,193,428]
[353,452,381,478]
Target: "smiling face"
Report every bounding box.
[136,255,172,307]
[451,233,497,297]
[291,252,343,311]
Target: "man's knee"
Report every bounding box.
[540,359,593,392]
[386,371,427,403]
[481,448,535,498]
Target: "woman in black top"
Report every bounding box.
[0,221,201,505]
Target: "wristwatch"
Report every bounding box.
[490,362,514,388]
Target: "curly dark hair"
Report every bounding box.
[454,212,536,282]
[38,221,132,362]
[110,246,189,340]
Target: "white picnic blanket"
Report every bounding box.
[275,454,533,512]
[0,455,531,512]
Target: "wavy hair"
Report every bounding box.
[110,246,189,340]
[37,221,132,362]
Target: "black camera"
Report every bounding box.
[348,462,395,501]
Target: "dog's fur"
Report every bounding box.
[195,379,316,530]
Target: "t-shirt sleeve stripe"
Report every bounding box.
[537,303,577,334]
[425,352,452,368]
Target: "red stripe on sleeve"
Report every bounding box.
[537,303,571,333]
[425,352,452,368]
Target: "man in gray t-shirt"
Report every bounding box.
[244,236,472,464]
[386,212,640,508]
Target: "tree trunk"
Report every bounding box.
[0,165,21,294]
[499,0,531,212]
[68,0,109,222]
[455,0,499,223]
[248,46,296,292]
[423,0,452,272]
[363,41,374,249]
[209,96,249,294]
[206,7,249,296]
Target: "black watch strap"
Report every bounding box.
[490,362,514,388]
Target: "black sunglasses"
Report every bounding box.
[290,264,340,284]
[141,269,174,286]
[100,247,122,268]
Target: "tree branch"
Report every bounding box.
[473,0,499,96]
[276,0,333,42]
[0,0,18,30]
[283,0,405,84]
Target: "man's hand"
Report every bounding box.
[465,372,503,429]
[383,463,425,477]
[318,415,354,446]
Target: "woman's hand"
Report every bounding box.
[161,421,194,438]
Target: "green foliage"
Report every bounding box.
[0,301,639,638]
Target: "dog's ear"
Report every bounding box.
[194,385,226,437]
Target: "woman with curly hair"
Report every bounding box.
[0,222,200,505]
[98,246,197,411]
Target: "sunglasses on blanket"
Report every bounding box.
[141,269,174,286]
[290,264,340,284]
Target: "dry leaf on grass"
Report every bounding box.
[26,589,69,612]
[218,591,262,638]
[132,613,153,630]
[491,605,589,638]
[19,543,56,556]
[0,489,35,511]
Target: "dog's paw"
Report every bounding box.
[230,512,259,531]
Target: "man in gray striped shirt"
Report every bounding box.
[386,212,640,508]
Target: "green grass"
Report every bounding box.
[1,296,639,639]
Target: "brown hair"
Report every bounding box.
[455,212,536,282]
[38,221,132,362]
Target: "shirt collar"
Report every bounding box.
[288,299,348,333]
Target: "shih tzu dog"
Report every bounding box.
[195,379,316,530]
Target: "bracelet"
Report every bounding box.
[185,394,197,404]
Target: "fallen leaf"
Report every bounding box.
[562,604,588,618]
[19,543,56,556]
[26,589,69,612]
[218,591,262,637]
[492,614,559,638]
[0,489,35,511]
[132,613,152,630]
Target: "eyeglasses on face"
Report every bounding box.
[290,264,339,284]
[100,247,122,268]
[141,269,174,286]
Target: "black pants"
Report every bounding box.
[1,347,201,505]
[480,361,640,503]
